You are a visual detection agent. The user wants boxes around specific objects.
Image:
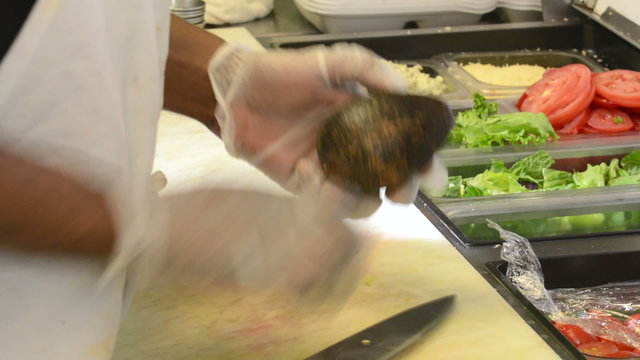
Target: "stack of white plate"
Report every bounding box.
[496,0,542,11]
[171,0,205,28]
[495,0,542,22]
[294,0,498,33]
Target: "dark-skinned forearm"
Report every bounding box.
[0,148,115,255]
[164,15,226,136]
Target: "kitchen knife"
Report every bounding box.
[305,294,455,360]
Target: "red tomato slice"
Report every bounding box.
[610,341,639,353]
[516,91,528,110]
[594,70,640,108]
[606,350,640,358]
[550,78,595,127]
[520,66,578,115]
[627,111,640,130]
[520,64,594,128]
[593,94,620,109]
[557,108,590,135]
[587,107,634,132]
[556,323,599,346]
[580,124,601,134]
[578,341,620,357]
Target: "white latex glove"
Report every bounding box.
[208,43,447,214]
[142,188,370,304]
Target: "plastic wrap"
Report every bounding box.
[489,220,640,358]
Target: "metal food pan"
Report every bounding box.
[485,251,640,360]
[433,50,607,98]
[419,148,640,246]
[440,95,640,169]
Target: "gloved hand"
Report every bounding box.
[208,43,448,214]
[141,188,370,304]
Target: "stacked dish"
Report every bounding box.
[495,0,542,22]
[496,0,542,11]
[170,0,205,28]
[294,0,497,33]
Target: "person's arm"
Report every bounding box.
[0,148,115,255]
[164,15,225,135]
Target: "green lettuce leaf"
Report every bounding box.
[466,171,527,195]
[609,174,640,186]
[542,168,575,190]
[463,185,486,198]
[443,176,464,198]
[621,150,640,175]
[472,92,498,120]
[607,158,629,184]
[489,159,508,173]
[508,150,555,185]
[572,163,609,188]
[447,94,558,148]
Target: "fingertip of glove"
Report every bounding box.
[375,59,409,94]
[385,177,419,204]
[419,156,449,197]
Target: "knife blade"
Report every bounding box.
[305,295,455,360]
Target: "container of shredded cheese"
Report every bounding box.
[433,50,606,99]
[385,59,470,101]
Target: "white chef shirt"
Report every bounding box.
[0,0,171,359]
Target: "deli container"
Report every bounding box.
[486,250,640,359]
[390,59,471,101]
[433,50,607,98]
[419,146,640,246]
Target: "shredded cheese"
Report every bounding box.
[386,61,448,96]
[461,63,548,87]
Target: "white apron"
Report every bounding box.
[0,0,170,359]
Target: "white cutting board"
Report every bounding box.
[112,28,560,359]
[114,113,559,360]
[112,221,559,360]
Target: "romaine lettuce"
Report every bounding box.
[440,149,640,198]
[447,94,558,148]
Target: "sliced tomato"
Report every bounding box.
[520,66,578,115]
[557,108,590,135]
[580,124,601,134]
[550,77,596,127]
[627,111,640,130]
[593,94,620,109]
[609,341,639,353]
[594,70,640,108]
[516,91,528,109]
[587,107,634,132]
[578,341,620,357]
[520,64,594,128]
[556,323,599,346]
[606,350,640,358]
